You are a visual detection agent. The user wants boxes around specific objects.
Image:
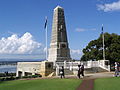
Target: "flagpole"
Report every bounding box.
[44,16,48,60]
[45,17,48,60]
[102,24,105,60]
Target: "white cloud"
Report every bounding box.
[0,32,44,54]
[97,0,120,12]
[76,28,85,32]
[71,49,81,54]
[75,28,96,32]
[0,32,84,60]
[70,49,83,60]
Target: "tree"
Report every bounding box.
[81,32,120,63]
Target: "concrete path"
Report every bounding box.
[77,79,94,90]
[76,72,114,90]
[21,72,114,80]
[83,72,114,80]
[57,72,114,80]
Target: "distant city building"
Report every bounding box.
[48,6,71,63]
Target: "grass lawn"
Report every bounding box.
[94,77,120,90]
[0,78,81,90]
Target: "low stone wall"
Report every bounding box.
[16,61,54,77]
[40,61,54,76]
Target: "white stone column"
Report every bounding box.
[64,60,66,68]
[16,70,18,77]
[69,62,71,70]
[22,71,25,76]
[56,64,59,76]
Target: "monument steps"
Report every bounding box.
[64,69,74,75]
[85,67,109,74]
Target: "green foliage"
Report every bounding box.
[0,73,16,77]
[22,76,32,78]
[0,74,42,81]
[0,73,6,77]
[0,77,5,81]
[22,74,42,78]
[32,75,42,78]
[0,79,81,90]
[94,77,120,90]
[81,32,120,63]
[0,76,15,81]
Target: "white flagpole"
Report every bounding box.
[102,24,105,60]
[45,16,48,60]
[46,24,48,60]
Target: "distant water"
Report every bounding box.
[0,59,44,73]
[0,65,16,73]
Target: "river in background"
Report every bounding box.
[0,65,17,73]
[0,59,43,73]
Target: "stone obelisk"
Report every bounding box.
[48,6,71,63]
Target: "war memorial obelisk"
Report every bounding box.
[48,6,71,63]
[16,6,110,77]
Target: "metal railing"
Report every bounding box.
[55,60,110,72]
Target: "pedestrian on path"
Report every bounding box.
[114,62,120,77]
[60,66,65,78]
[77,65,81,79]
[81,64,84,77]
[77,64,84,79]
[117,62,120,77]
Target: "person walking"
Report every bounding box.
[77,64,84,79]
[118,62,120,77]
[81,64,84,78]
[77,65,81,79]
[114,62,119,77]
[60,66,65,78]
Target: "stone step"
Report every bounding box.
[64,69,74,75]
[85,67,109,74]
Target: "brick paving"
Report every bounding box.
[77,79,94,90]
[76,72,114,90]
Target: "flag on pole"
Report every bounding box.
[101,24,103,34]
[44,17,47,29]
[102,24,105,60]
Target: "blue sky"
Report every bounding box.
[0,0,120,60]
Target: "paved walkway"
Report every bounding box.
[77,79,94,90]
[76,72,114,90]
[21,72,114,80]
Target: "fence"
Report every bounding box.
[55,60,110,75]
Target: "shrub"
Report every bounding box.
[35,74,42,77]
[32,75,38,78]
[0,77,5,81]
[15,77,20,79]
[0,73,16,77]
[32,75,42,78]
[0,73,6,77]
[5,77,15,81]
[22,74,42,79]
[22,76,32,78]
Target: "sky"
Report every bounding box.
[0,0,120,60]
